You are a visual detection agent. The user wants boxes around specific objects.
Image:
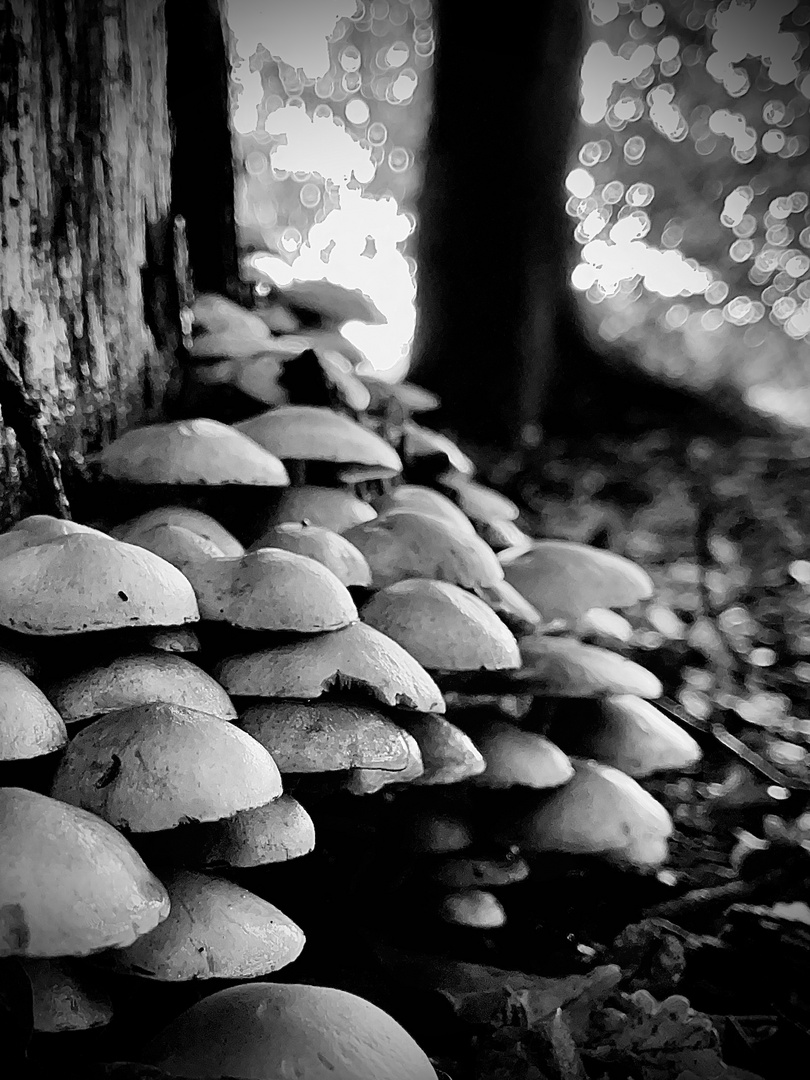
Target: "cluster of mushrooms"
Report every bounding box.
[0,285,702,1079]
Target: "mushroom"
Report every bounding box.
[431,854,530,889]
[458,715,574,791]
[247,521,372,587]
[439,474,520,526]
[370,484,479,540]
[0,515,111,561]
[191,292,278,340]
[112,507,245,557]
[404,808,474,854]
[0,660,68,761]
[23,959,113,1032]
[45,652,237,727]
[50,702,282,832]
[360,578,521,674]
[500,540,654,623]
[394,713,486,785]
[139,981,438,1080]
[402,421,475,479]
[171,797,316,869]
[104,870,305,981]
[216,622,445,715]
[505,634,664,699]
[344,511,503,592]
[254,485,377,535]
[500,759,673,869]
[439,889,506,929]
[274,278,386,329]
[0,787,169,957]
[344,730,425,794]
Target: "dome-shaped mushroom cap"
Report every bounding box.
[344,729,424,794]
[402,422,475,476]
[91,419,290,487]
[46,652,236,726]
[50,702,282,833]
[396,713,486,785]
[23,958,113,1032]
[248,522,371,587]
[237,405,402,473]
[371,485,478,539]
[361,579,521,672]
[183,548,358,632]
[0,787,169,958]
[500,540,654,622]
[514,635,663,699]
[0,661,68,760]
[476,579,544,636]
[0,535,200,635]
[216,622,445,714]
[553,695,702,778]
[191,293,275,339]
[112,508,244,557]
[0,516,111,561]
[180,797,315,868]
[260,485,377,534]
[121,524,225,568]
[278,278,386,327]
[462,717,574,790]
[440,890,506,929]
[505,759,673,868]
[238,700,412,773]
[141,981,437,1080]
[439,475,520,524]
[106,870,305,981]
[344,511,503,591]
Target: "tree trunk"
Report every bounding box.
[0,0,173,527]
[411,0,583,451]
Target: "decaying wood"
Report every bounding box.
[0,0,173,526]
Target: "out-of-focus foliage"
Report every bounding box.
[573,0,810,422]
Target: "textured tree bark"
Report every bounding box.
[0,0,173,527]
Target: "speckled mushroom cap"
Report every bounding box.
[236,405,402,475]
[0,787,169,958]
[500,540,654,622]
[344,511,503,591]
[259,485,377,534]
[551,695,702,778]
[23,959,113,1032]
[371,485,479,539]
[503,758,673,868]
[105,870,305,981]
[113,508,244,557]
[50,702,282,832]
[0,516,111,561]
[460,716,574,790]
[361,578,520,672]
[183,548,359,632]
[514,635,663,699]
[45,652,237,726]
[0,535,200,635]
[140,982,438,1080]
[248,521,371,587]
[238,700,412,773]
[0,661,68,761]
[216,621,445,714]
[177,796,315,869]
[91,418,290,487]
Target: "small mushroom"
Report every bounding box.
[402,422,475,478]
[174,797,316,869]
[104,870,305,981]
[511,635,663,699]
[371,484,479,539]
[248,521,372,587]
[113,507,244,556]
[438,474,520,524]
[50,702,282,832]
[460,715,574,790]
[439,889,506,929]
[0,661,68,761]
[0,787,169,957]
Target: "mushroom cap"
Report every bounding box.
[50,702,282,833]
[189,331,282,362]
[236,406,402,473]
[0,535,200,635]
[248,522,371,587]
[238,700,412,773]
[260,485,377,533]
[0,661,68,760]
[178,797,315,868]
[506,758,673,868]
[24,959,113,1032]
[0,787,169,958]
[144,627,202,654]
[361,376,440,413]
[577,607,634,644]
[395,713,486,785]
[371,485,478,539]
[344,729,424,793]
[191,293,275,339]
[106,870,304,981]
[500,541,654,622]
[361,578,520,672]
[432,855,530,889]
[141,981,437,1080]
[402,423,475,476]
[92,419,290,487]
[344,511,503,591]
[439,890,506,929]
[46,652,236,726]
[552,695,702,778]
[0,516,110,561]
[476,580,544,636]
[112,509,244,557]
[278,278,386,327]
[121,523,225,568]
[216,622,445,714]
[184,549,358,632]
[462,717,574,790]
[515,635,663,699]
[439,474,520,523]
